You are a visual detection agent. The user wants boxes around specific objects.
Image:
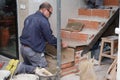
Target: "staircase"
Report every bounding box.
[61,0,119,76]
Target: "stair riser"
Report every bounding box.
[78,9,110,18]
[71,32,88,41]
[68,19,100,30]
[61,30,88,42]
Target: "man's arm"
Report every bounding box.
[40,21,57,47]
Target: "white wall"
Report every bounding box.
[61,0,86,28]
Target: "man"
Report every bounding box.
[17,2,57,75]
[86,0,104,9]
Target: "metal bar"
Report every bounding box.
[56,0,61,79]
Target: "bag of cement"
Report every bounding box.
[11,74,39,80]
[79,58,97,80]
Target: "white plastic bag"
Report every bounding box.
[11,74,39,80]
[0,70,11,80]
[79,59,97,80]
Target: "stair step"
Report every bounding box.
[104,0,119,6]
[78,9,110,18]
[72,16,108,22]
[68,19,101,30]
[61,30,88,42]
[61,28,97,48]
[61,39,88,48]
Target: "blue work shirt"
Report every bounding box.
[20,11,57,53]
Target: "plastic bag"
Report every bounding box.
[79,59,97,80]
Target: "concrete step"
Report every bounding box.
[68,18,102,30]
[78,8,110,18]
[104,0,119,6]
[61,28,98,48]
[71,16,108,22]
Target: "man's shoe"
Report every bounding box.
[14,62,22,75]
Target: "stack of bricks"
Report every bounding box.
[61,47,75,76]
[61,49,82,76]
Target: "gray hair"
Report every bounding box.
[39,2,52,10]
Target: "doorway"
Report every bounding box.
[0,0,18,59]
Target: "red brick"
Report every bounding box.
[92,9,110,18]
[68,19,100,30]
[61,66,79,77]
[78,9,91,16]
[61,29,89,42]
[78,9,110,18]
[104,0,119,6]
[61,62,74,69]
[61,30,71,38]
[70,32,88,41]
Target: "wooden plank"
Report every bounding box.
[105,58,117,80]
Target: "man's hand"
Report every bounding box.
[61,41,68,48]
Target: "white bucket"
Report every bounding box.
[0,70,11,80]
[12,74,39,80]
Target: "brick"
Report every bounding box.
[92,9,110,18]
[61,66,79,77]
[78,9,91,16]
[104,0,119,6]
[68,19,100,30]
[71,32,88,41]
[61,29,89,42]
[78,9,110,18]
[61,30,71,38]
[61,62,74,69]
